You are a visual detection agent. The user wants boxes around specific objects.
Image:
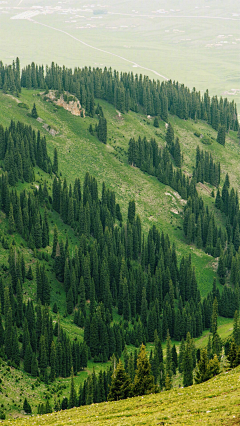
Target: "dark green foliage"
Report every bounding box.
[195,349,220,384]
[166,123,174,146]
[68,367,77,408]
[97,117,107,144]
[17,59,238,131]
[133,344,157,396]
[31,103,38,118]
[108,361,132,401]
[53,147,58,174]
[24,343,33,373]
[36,262,50,305]
[128,137,186,199]
[194,146,220,187]
[23,398,32,414]
[26,265,33,280]
[183,332,193,387]
[183,192,226,255]
[217,125,226,146]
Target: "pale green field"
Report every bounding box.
[0,0,240,109]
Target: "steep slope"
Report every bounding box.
[2,364,240,425]
[0,72,239,419]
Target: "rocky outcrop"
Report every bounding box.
[45,91,85,117]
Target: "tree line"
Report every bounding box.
[0,58,238,134]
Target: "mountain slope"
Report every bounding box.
[2,364,240,425]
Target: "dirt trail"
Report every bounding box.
[29,19,169,81]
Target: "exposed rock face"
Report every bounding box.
[45,91,85,117]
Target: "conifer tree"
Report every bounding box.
[211,297,218,335]
[24,343,33,373]
[195,348,209,384]
[166,123,174,146]
[133,344,156,396]
[31,103,38,119]
[165,330,172,382]
[8,203,15,234]
[26,265,33,280]
[140,287,148,328]
[217,125,226,146]
[66,287,74,314]
[68,367,77,408]
[50,341,56,381]
[31,353,38,377]
[51,225,58,258]
[53,148,58,174]
[108,360,132,401]
[183,332,193,387]
[23,398,32,414]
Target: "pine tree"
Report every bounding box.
[128,200,136,224]
[31,353,38,377]
[26,265,33,280]
[53,148,58,174]
[183,332,193,387]
[66,287,74,314]
[108,360,132,401]
[140,287,148,329]
[165,330,172,382]
[166,123,174,146]
[24,343,33,373]
[51,225,58,258]
[217,125,226,146]
[133,344,156,396]
[68,367,77,408]
[211,297,218,335]
[23,398,32,414]
[8,203,15,234]
[31,103,38,119]
[195,348,209,384]
[50,341,56,381]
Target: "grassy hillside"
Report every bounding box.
[0,86,239,418]
[1,364,240,425]
[1,88,239,298]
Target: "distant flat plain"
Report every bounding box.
[0,0,240,110]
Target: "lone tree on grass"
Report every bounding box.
[23,398,32,414]
[31,103,38,119]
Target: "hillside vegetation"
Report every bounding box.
[1,364,240,425]
[0,58,240,419]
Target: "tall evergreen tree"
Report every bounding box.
[133,344,156,396]
[108,360,132,401]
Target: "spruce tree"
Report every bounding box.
[31,353,38,377]
[24,343,33,373]
[108,360,132,401]
[133,344,156,396]
[165,330,172,382]
[8,203,15,234]
[53,148,58,174]
[23,398,32,414]
[183,332,193,387]
[166,123,174,146]
[217,125,226,146]
[195,348,209,384]
[31,103,38,119]
[68,367,77,408]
